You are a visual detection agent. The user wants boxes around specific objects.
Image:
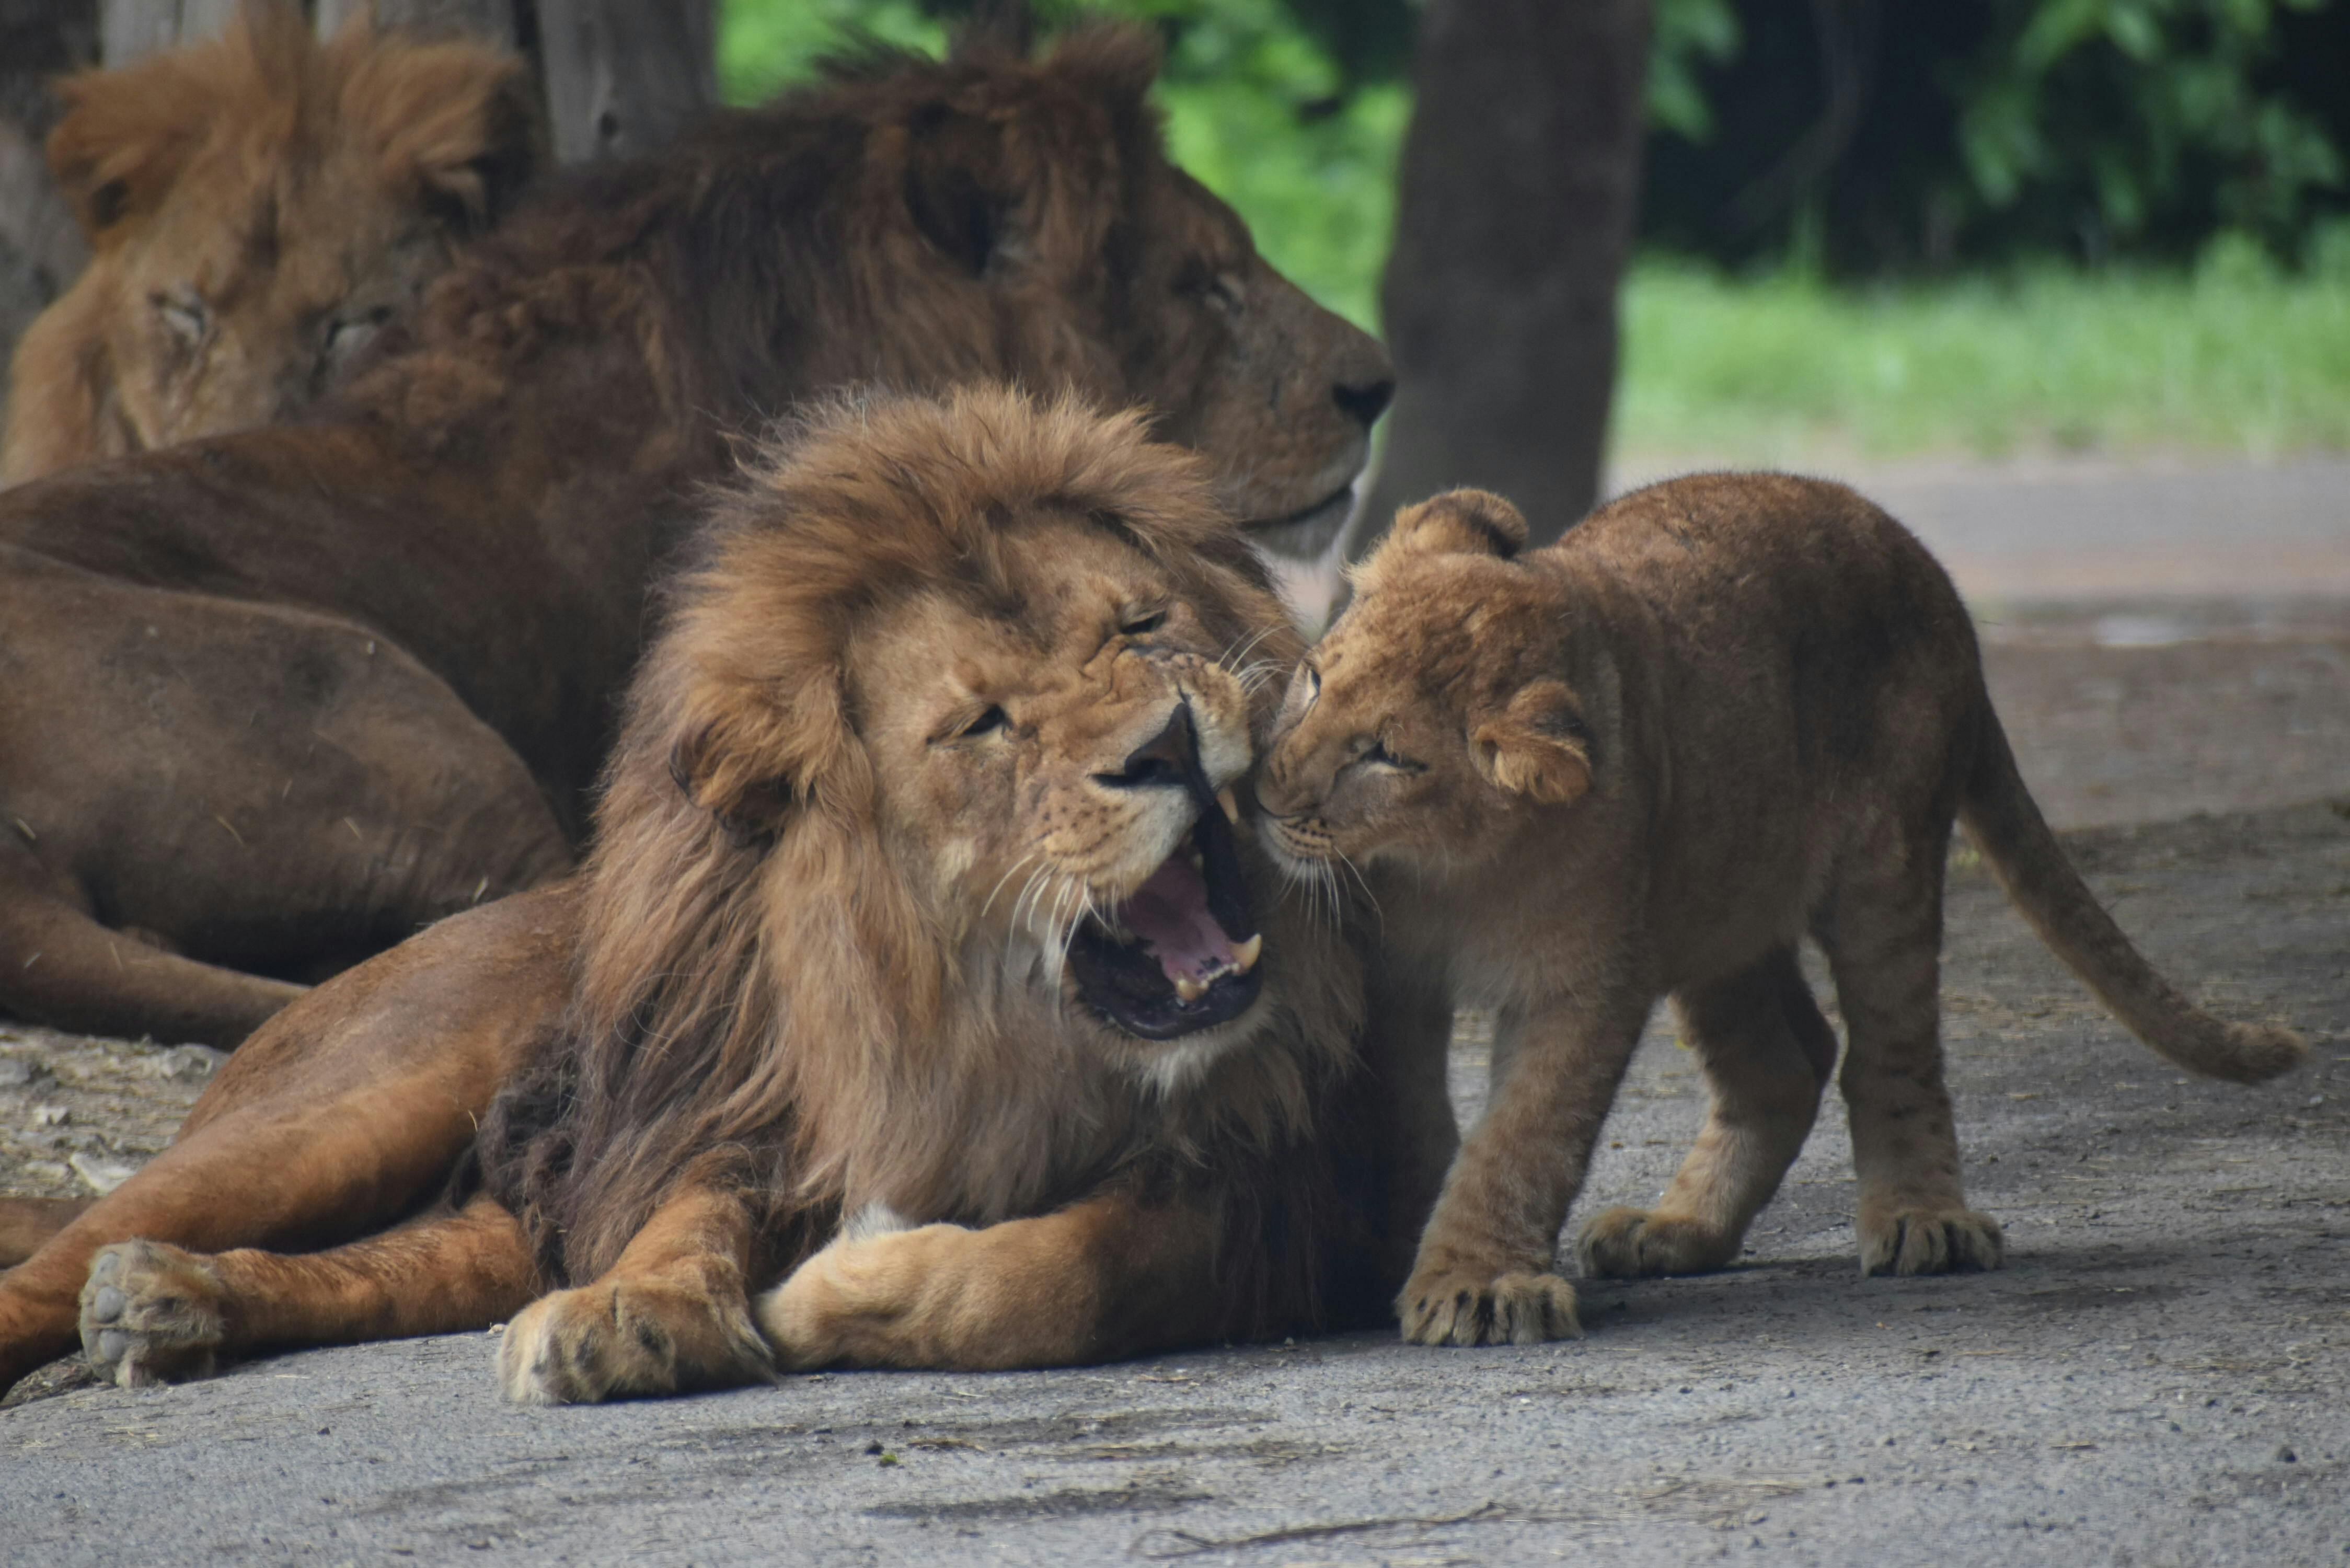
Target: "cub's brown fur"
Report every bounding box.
[0,389,1441,1401]
[2,2,538,483]
[0,22,1392,1048]
[1257,477,2308,1347]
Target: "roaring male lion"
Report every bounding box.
[1,2,539,483]
[1255,479,2308,1348]
[0,24,1393,1047]
[0,388,1446,1401]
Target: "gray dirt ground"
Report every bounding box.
[3,459,2347,1565]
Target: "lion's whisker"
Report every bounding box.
[981,850,1042,920]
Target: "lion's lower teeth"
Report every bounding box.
[1230,933,1262,974]
[1172,973,1210,1002]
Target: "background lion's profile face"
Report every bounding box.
[849,515,1280,1048]
[10,11,534,477]
[1120,169,1394,558]
[858,30,1393,565]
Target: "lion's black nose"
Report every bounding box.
[1333,376,1394,429]
[1098,704,1201,791]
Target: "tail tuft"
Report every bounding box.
[2210,1023,2310,1086]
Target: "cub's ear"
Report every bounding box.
[1385,489,1528,563]
[363,42,543,238]
[1470,679,1593,806]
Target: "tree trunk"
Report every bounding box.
[532,0,714,165]
[96,1,713,166]
[313,1,520,42]
[1353,0,1653,556]
[0,0,98,429]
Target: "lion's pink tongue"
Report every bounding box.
[1118,855,1238,985]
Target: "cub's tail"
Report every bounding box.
[1957,706,2307,1084]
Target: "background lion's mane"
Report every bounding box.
[477,388,1378,1333]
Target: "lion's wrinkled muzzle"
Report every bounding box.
[1071,703,1264,1040]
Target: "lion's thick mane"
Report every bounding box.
[480,389,1367,1323]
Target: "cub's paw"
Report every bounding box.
[496,1281,771,1405]
[1859,1207,2005,1276]
[1576,1206,1739,1278]
[1398,1267,1581,1347]
[79,1240,229,1388]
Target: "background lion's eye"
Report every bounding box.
[959,705,1009,739]
[154,293,208,345]
[1364,738,1422,773]
[325,307,393,365]
[1121,608,1167,636]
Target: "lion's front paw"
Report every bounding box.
[1859,1207,2004,1276]
[755,1222,966,1371]
[80,1240,229,1388]
[1398,1266,1581,1347]
[496,1281,771,1405]
[1576,1206,1740,1278]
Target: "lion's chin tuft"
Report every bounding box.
[1070,806,1263,1042]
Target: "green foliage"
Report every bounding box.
[1642,0,2350,271]
[1612,241,2350,463]
[1647,0,1742,141]
[718,0,945,104]
[1953,0,2345,256]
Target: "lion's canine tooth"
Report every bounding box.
[1217,786,1241,824]
[1172,973,1209,1003]
[1230,933,1262,974]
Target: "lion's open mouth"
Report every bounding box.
[1070,798,1263,1042]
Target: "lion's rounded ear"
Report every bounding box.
[667,715,799,844]
[371,48,543,238]
[45,73,205,240]
[1469,679,1592,806]
[1386,489,1529,563]
[903,103,1007,278]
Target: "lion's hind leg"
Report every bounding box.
[0,852,306,1050]
[1817,843,2003,1276]
[1579,944,1835,1278]
[79,1191,537,1388]
[0,1197,93,1268]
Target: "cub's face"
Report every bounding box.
[1256,490,1596,884]
[847,515,1296,1048]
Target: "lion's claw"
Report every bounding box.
[1399,1267,1581,1347]
[1859,1207,2004,1276]
[78,1239,230,1387]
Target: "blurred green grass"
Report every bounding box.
[718,3,2350,466]
[1614,238,2350,465]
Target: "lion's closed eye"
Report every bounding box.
[934,704,1009,745]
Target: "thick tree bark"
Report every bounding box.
[533,0,715,165]
[1353,0,1653,555]
[94,0,712,165]
[0,0,97,433]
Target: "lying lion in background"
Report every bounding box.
[1,1,539,484]
[1255,481,2307,1347]
[0,21,1392,1049]
[0,387,1449,1401]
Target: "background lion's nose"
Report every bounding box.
[1333,376,1395,429]
[1097,704,1201,791]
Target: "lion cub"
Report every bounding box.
[1258,478,2307,1347]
